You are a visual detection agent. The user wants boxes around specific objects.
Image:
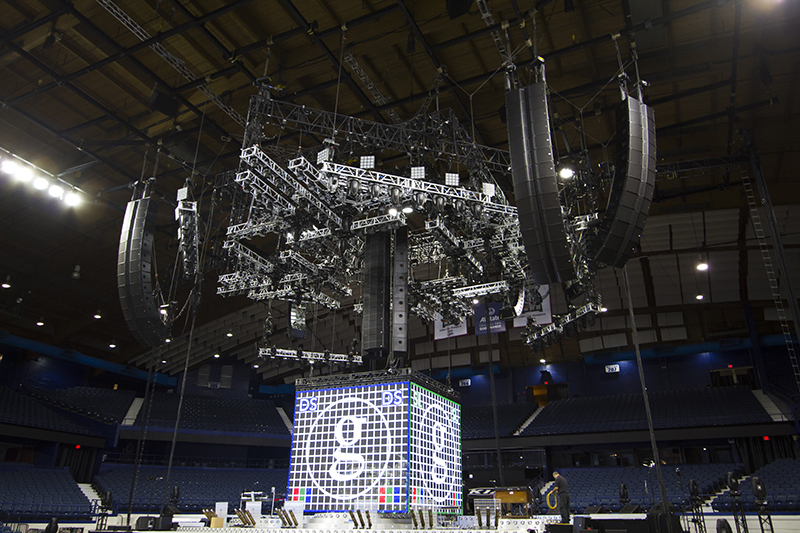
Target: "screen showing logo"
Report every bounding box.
[287,381,461,513]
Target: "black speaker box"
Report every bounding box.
[362,231,390,354]
[153,517,173,531]
[135,516,154,531]
[585,505,605,514]
[149,90,179,117]
[391,227,408,358]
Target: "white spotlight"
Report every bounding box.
[214,353,220,359]
[1,160,19,175]
[93,310,102,319]
[226,331,233,338]
[540,358,546,364]
[1,276,10,289]
[472,298,480,305]
[695,293,704,301]
[388,207,398,217]
[64,191,81,206]
[109,341,116,348]
[559,167,575,179]
[253,364,259,369]
[600,306,608,313]
[49,184,64,198]
[696,262,708,271]
[33,176,49,190]
[402,206,413,214]
[36,320,45,327]
[161,360,167,364]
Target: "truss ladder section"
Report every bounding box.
[475,0,511,65]
[343,52,402,124]
[741,169,800,385]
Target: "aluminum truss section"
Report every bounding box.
[523,302,603,344]
[248,284,340,309]
[416,67,446,117]
[254,97,512,175]
[242,146,342,227]
[343,52,402,124]
[452,281,509,300]
[259,347,363,365]
[97,0,246,127]
[321,162,517,219]
[235,169,296,215]
[425,218,483,273]
[475,0,511,64]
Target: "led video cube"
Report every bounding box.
[287,380,461,513]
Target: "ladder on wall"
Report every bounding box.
[741,169,800,388]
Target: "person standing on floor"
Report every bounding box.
[553,471,570,524]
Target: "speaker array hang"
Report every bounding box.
[361,231,391,356]
[117,196,169,348]
[590,96,656,268]
[506,82,575,285]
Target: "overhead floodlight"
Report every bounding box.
[540,358,546,364]
[253,364,259,369]
[402,205,413,214]
[445,172,459,186]
[558,166,575,179]
[109,341,116,348]
[93,310,102,319]
[226,331,233,337]
[36,319,45,327]
[600,306,608,313]
[214,353,220,358]
[360,155,375,169]
[48,184,64,198]
[161,360,167,364]
[1,276,10,289]
[64,191,81,206]
[15,166,32,182]
[695,293,704,301]
[411,166,425,180]
[482,182,496,198]
[388,207,399,217]
[1,160,19,175]
[696,262,708,271]
[33,176,49,190]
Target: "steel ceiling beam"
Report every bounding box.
[4,0,254,109]
[230,4,402,60]
[167,0,257,83]
[0,7,70,43]
[276,0,387,124]
[394,0,482,141]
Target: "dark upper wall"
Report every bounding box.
[455,348,759,406]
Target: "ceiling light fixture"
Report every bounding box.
[36,319,44,327]
[226,331,233,338]
[1,160,19,175]
[540,358,546,364]
[161,360,167,364]
[32,176,49,190]
[48,184,64,199]
[93,310,102,319]
[472,298,480,305]
[402,205,413,214]
[696,259,708,271]
[695,293,704,301]
[600,306,608,312]
[1,276,10,289]
[388,207,398,217]
[253,364,259,369]
[558,166,575,179]
[109,341,116,348]
[165,337,171,343]
[64,191,81,206]
[214,353,220,358]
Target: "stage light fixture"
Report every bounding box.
[161,360,167,364]
[36,319,44,327]
[165,337,171,343]
[445,172,459,186]
[540,358,546,364]
[93,310,102,319]
[388,207,398,217]
[33,176,49,190]
[558,166,575,179]
[600,306,608,312]
[48,184,64,198]
[214,353,220,358]
[1,276,10,289]
[696,293,704,300]
[472,298,479,305]
[109,341,116,348]
[64,191,81,206]
[226,331,233,337]
[402,205,413,214]
[253,364,259,369]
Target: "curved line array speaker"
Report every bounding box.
[506,83,575,285]
[593,96,656,268]
[118,197,169,348]
[362,231,390,355]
